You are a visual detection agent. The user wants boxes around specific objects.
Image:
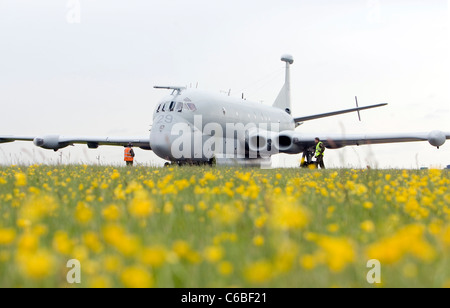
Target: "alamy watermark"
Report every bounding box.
[166,115,282,161]
[366,259,381,284]
[66,259,81,284]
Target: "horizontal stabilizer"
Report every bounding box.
[154,86,186,94]
[294,103,387,123]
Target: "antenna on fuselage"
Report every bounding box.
[355,96,362,121]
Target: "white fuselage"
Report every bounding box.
[149,89,295,164]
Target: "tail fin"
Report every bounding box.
[273,54,294,114]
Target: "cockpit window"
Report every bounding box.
[169,101,176,112]
[156,104,161,113]
[176,102,183,112]
[161,103,168,112]
[187,103,197,111]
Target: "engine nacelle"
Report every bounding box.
[276,130,304,154]
[33,135,70,151]
[248,129,280,156]
[428,130,446,148]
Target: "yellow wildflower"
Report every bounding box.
[172,240,191,258]
[163,202,173,214]
[363,201,374,209]
[128,190,155,218]
[52,231,74,255]
[184,204,195,213]
[269,197,310,231]
[89,275,111,288]
[83,232,103,253]
[300,254,317,270]
[17,250,55,280]
[121,266,153,288]
[19,195,59,222]
[0,228,15,245]
[103,255,122,273]
[140,246,167,268]
[14,172,27,187]
[310,235,356,272]
[244,260,273,284]
[75,202,93,224]
[218,261,233,276]
[111,170,120,180]
[17,232,39,253]
[102,204,121,221]
[254,214,267,229]
[203,246,224,263]
[327,224,339,233]
[253,235,264,247]
[360,220,375,233]
[366,224,435,264]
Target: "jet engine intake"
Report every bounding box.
[276,131,303,154]
[248,130,280,156]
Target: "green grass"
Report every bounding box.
[0,165,449,287]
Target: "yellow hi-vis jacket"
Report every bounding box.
[315,141,325,157]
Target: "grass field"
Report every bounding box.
[0,164,449,288]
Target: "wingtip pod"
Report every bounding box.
[33,135,69,151]
[428,130,447,148]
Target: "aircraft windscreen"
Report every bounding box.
[169,101,176,111]
[187,103,197,111]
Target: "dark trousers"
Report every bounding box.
[316,156,325,169]
[126,161,134,166]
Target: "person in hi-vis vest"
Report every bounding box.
[124,143,135,166]
[314,137,325,169]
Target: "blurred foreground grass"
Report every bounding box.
[0,165,449,287]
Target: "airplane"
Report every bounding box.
[1,54,449,167]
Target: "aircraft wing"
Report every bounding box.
[0,136,35,143]
[0,135,151,150]
[277,130,450,153]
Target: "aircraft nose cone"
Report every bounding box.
[150,123,174,161]
[150,113,205,162]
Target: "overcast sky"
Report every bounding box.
[0,0,449,168]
